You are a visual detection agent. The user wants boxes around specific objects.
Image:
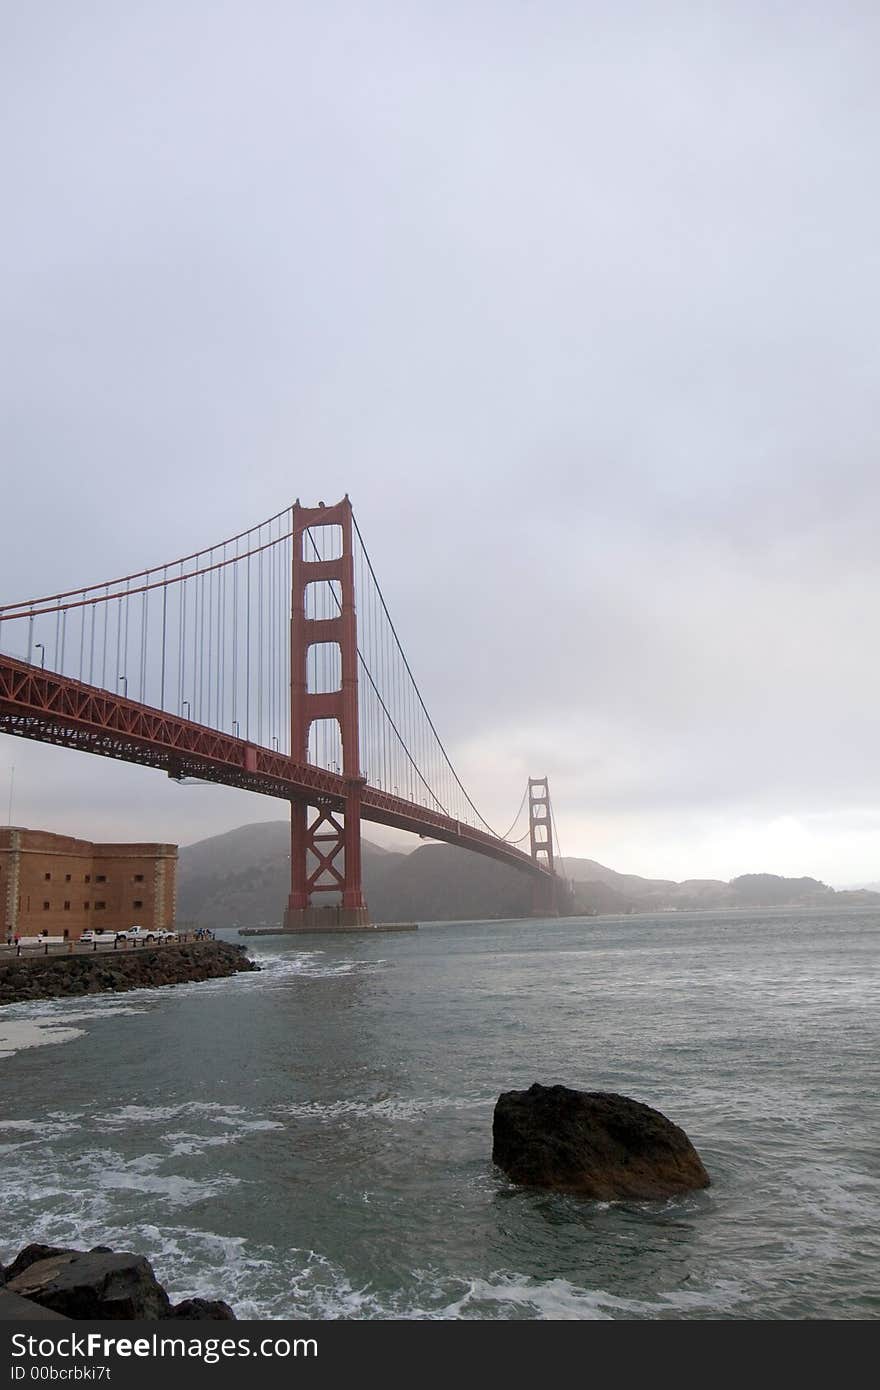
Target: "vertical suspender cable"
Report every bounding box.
[160,573,167,711]
[78,595,85,681]
[101,587,108,688]
[232,539,239,734]
[258,535,264,746]
[206,555,213,727]
[180,571,185,715]
[88,600,96,685]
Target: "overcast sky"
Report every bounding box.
[2,1,879,886]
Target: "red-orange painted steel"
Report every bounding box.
[0,651,551,879]
[528,776,558,914]
[528,777,554,873]
[288,497,366,914]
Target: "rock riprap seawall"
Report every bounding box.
[492,1083,711,1199]
[0,941,258,1005]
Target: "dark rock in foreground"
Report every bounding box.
[3,1245,71,1284]
[2,1245,235,1320]
[0,941,258,1006]
[6,1250,172,1320]
[165,1297,236,1320]
[492,1083,710,1199]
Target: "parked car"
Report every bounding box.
[80,929,117,945]
[114,925,156,942]
[113,925,177,943]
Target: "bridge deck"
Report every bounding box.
[0,654,549,879]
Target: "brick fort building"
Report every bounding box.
[0,827,177,939]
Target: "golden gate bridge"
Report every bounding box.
[0,497,561,927]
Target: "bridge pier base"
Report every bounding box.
[531,878,560,918]
[282,904,371,932]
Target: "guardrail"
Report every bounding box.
[0,933,212,959]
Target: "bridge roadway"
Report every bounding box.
[0,653,549,880]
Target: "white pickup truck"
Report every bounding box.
[114,926,177,943]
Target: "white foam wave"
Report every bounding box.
[429,1271,749,1320]
[96,1101,253,1127]
[165,1120,283,1157]
[0,1115,85,1160]
[0,1019,86,1059]
[277,1095,489,1124]
[244,950,389,981]
[0,1002,149,1058]
[0,1181,759,1323]
[59,1147,239,1205]
[151,1248,749,1321]
[84,1102,286,1158]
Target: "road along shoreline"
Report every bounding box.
[0,941,258,1006]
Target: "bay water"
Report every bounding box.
[1,910,877,1319]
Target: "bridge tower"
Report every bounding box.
[528,776,559,916]
[284,496,370,930]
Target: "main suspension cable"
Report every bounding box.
[303,528,454,817]
[351,512,506,839]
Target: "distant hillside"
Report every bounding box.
[176,822,880,926]
[560,861,880,912]
[177,823,566,925]
[176,822,406,926]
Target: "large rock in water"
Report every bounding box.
[492,1084,710,1199]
